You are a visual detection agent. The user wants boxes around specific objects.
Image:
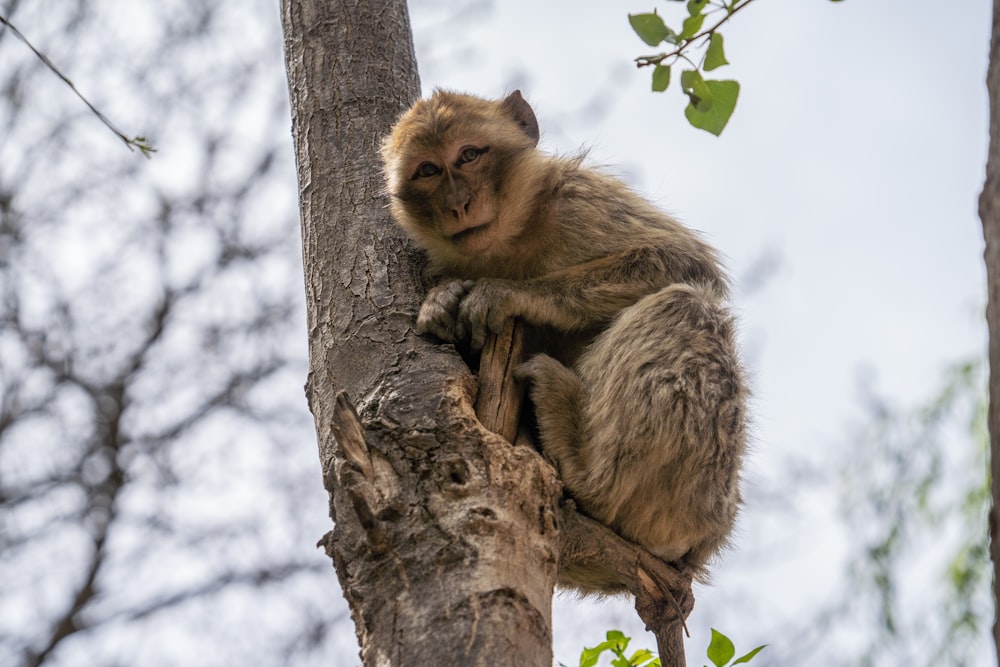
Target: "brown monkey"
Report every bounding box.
[381,90,747,593]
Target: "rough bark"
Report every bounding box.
[281,1,561,665]
[983,2,1000,663]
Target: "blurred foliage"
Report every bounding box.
[829,359,990,666]
[563,628,765,667]
[0,1,348,665]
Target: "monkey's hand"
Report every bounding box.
[417,279,475,342]
[456,279,516,350]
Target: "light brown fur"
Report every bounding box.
[382,90,747,593]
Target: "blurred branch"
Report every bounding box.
[0,3,339,664]
[0,13,156,156]
[123,563,328,623]
[22,523,112,667]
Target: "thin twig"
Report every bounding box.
[0,14,156,156]
[634,0,758,69]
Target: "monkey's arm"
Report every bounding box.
[453,244,726,349]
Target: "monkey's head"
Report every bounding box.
[382,90,541,266]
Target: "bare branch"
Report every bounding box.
[0,13,155,155]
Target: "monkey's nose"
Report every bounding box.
[449,196,471,219]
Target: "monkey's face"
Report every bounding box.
[391,140,505,255]
[382,91,540,260]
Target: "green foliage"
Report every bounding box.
[630,0,843,135]
[129,136,158,158]
[629,11,678,47]
[566,629,765,667]
[577,630,661,667]
[705,629,766,667]
[679,13,706,41]
[703,33,728,71]
[679,69,740,134]
[680,69,712,109]
[652,64,672,92]
[836,359,990,664]
[629,1,750,135]
[684,79,739,136]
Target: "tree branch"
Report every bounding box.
[0,13,155,155]
[634,0,757,70]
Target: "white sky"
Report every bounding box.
[1,1,986,664]
[408,0,992,662]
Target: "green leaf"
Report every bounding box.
[706,629,736,667]
[687,0,709,15]
[651,64,671,92]
[680,69,714,111]
[629,12,676,46]
[679,13,705,40]
[704,33,729,71]
[580,646,603,667]
[612,658,631,667]
[629,648,656,665]
[582,642,615,666]
[732,645,768,664]
[684,79,739,136]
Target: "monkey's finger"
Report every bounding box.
[469,324,486,351]
[486,309,509,336]
[416,316,448,341]
[426,280,467,314]
[455,298,478,344]
[443,280,470,306]
[416,305,458,342]
[453,308,468,343]
[456,304,484,350]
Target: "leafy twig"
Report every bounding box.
[634,0,757,70]
[0,14,156,157]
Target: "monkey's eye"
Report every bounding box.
[456,146,486,166]
[414,162,441,179]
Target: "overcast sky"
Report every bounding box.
[6,1,985,663]
[404,0,992,660]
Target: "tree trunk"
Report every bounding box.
[280,1,561,665]
[984,3,1000,665]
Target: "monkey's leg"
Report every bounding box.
[575,283,744,567]
[513,354,590,489]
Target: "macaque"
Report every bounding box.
[381,90,747,592]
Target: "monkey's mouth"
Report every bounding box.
[450,222,491,246]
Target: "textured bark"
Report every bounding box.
[983,3,1000,663]
[281,2,560,665]
[475,320,527,444]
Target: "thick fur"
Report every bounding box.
[382,89,747,593]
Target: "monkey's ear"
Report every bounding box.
[500,90,540,146]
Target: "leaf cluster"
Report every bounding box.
[629,1,746,135]
[630,0,843,135]
[572,630,660,667]
[565,629,765,667]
